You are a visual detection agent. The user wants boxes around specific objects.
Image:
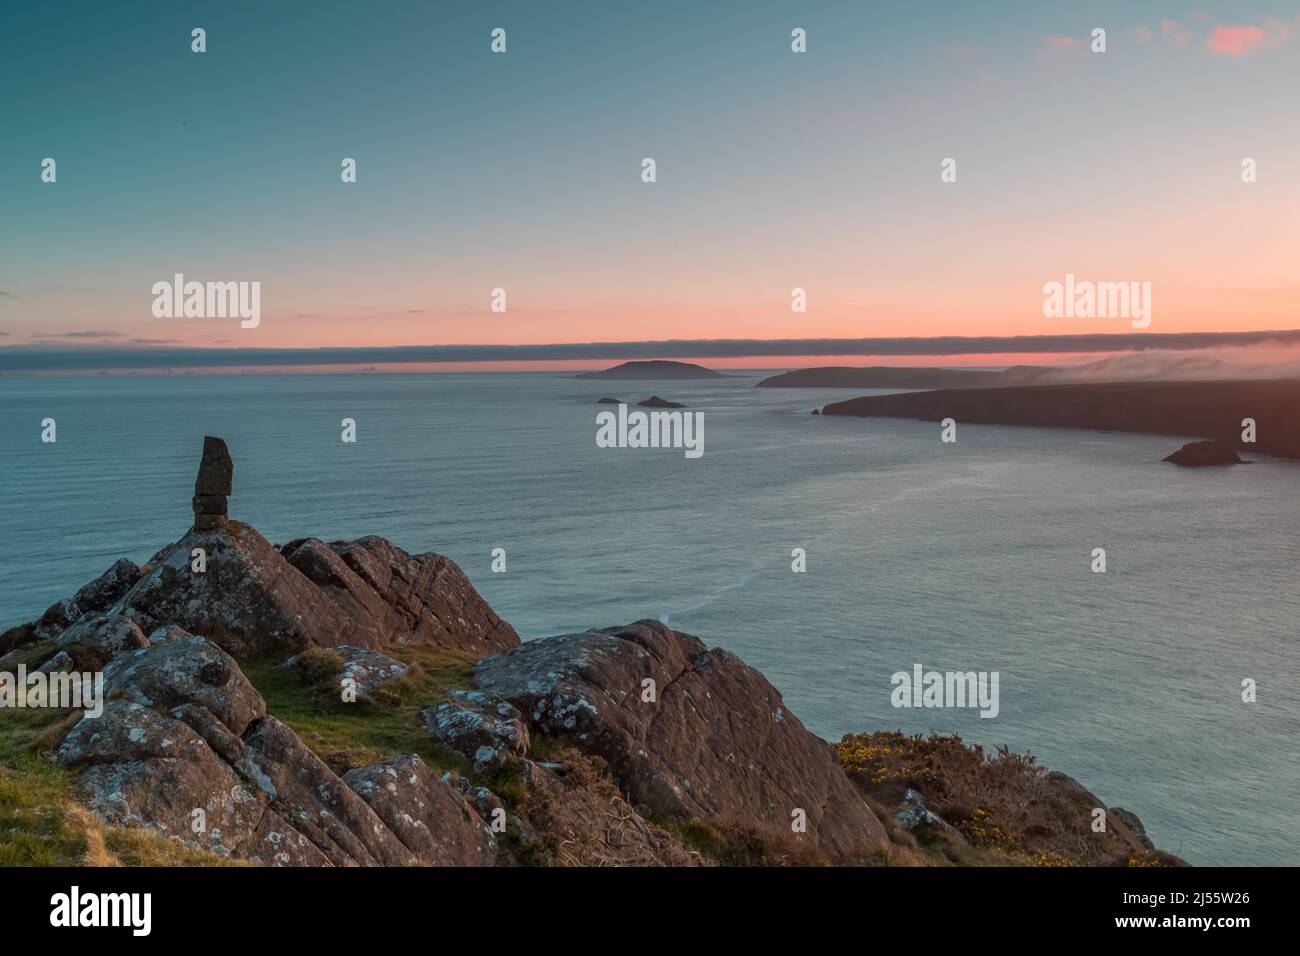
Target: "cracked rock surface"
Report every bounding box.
[56,635,496,866]
[472,619,887,863]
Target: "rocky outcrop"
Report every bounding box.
[6,435,1180,868]
[11,438,518,661]
[281,535,517,655]
[56,634,496,866]
[471,619,888,864]
[1163,439,1245,467]
[59,698,328,866]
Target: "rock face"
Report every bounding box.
[343,756,497,866]
[281,536,517,655]
[471,619,888,864]
[72,558,143,615]
[193,436,233,531]
[1163,439,1245,467]
[56,634,496,866]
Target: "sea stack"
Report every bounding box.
[193,435,233,530]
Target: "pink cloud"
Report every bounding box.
[1128,26,1154,42]
[1209,25,1266,55]
[1208,20,1291,55]
[1035,34,1083,64]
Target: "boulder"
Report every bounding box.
[472,619,887,863]
[282,644,409,701]
[894,788,963,839]
[421,691,529,771]
[55,613,148,662]
[100,634,265,735]
[34,598,82,640]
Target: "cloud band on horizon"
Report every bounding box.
[3,330,1300,372]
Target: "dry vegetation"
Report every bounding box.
[836,731,1182,867]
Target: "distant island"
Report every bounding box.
[820,379,1300,461]
[637,395,685,408]
[757,355,1270,389]
[757,366,1016,389]
[577,360,725,380]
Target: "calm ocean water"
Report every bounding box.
[2,371,1296,866]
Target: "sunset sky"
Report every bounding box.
[2,1,1298,367]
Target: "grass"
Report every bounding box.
[239,642,479,775]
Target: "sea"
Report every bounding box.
[1,370,1296,866]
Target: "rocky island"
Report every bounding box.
[0,439,1179,867]
[637,395,685,408]
[577,360,724,380]
[1163,440,1246,467]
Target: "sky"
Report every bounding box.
[2,1,1298,369]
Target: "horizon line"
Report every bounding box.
[3,330,1300,372]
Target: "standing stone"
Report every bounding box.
[193,436,233,530]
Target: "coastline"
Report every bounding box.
[820,379,1300,460]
